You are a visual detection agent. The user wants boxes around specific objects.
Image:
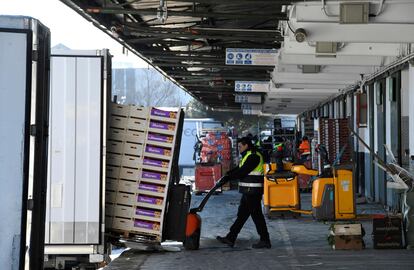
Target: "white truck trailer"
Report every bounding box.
[43,49,111,269]
[0,15,51,270]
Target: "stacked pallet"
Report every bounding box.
[200,131,232,173]
[318,118,351,166]
[333,119,351,163]
[105,103,181,240]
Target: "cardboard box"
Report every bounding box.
[334,224,362,236]
[333,235,364,250]
[109,128,145,144]
[330,223,365,250]
[111,103,130,117]
[129,105,149,119]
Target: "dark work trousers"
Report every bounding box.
[226,193,270,242]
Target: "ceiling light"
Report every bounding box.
[294,28,307,43]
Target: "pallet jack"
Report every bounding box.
[263,145,356,221]
[184,177,224,250]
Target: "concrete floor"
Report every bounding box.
[106,190,414,270]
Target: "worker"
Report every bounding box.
[272,136,285,172]
[216,137,271,249]
[298,136,311,161]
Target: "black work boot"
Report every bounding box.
[252,240,271,249]
[216,236,235,247]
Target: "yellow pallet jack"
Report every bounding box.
[263,162,301,218]
[264,146,356,221]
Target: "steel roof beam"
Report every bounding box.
[167,0,292,4]
[121,23,282,37]
[88,7,288,20]
[174,75,269,81]
[126,31,282,42]
[181,84,234,88]
[152,62,272,70]
[149,56,226,62]
[168,71,267,76]
[139,50,225,56]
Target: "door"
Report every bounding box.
[368,84,375,201]
[387,72,402,209]
[375,79,387,204]
[0,29,31,270]
[47,55,103,244]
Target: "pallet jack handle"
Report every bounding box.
[190,176,225,214]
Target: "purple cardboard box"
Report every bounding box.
[151,108,176,119]
[137,195,163,205]
[147,133,173,143]
[149,121,175,131]
[142,171,167,181]
[139,183,165,193]
[134,220,160,231]
[145,145,171,156]
[136,208,161,218]
[143,158,169,168]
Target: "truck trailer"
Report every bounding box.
[43,49,111,269]
[0,15,51,270]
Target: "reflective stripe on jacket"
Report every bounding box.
[239,150,265,194]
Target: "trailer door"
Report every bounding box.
[0,29,31,270]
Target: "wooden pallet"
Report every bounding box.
[107,228,160,242]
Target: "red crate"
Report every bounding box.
[194,164,222,193]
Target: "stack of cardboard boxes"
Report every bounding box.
[105,103,182,240]
[199,131,233,190]
[319,118,351,166]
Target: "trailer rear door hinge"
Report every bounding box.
[30,125,37,136]
[32,50,38,61]
[27,199,34,211]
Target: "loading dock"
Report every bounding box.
[3,0,414,269]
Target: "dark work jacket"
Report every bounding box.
[226,149,264,194]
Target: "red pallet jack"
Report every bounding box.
[184,177,225,250]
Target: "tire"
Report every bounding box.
[184,228,201,250]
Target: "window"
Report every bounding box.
[356,92,367,127]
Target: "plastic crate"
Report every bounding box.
[194,163,222,193]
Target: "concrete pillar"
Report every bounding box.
[409,65,414,160]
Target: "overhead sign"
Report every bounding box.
[243,109,261,115]
[241,104,262,110]
[235,94,261,104]
[235,81,270,92]
[226,48,277,66]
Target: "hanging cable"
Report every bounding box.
[321,0,339,18]
[286,21,295,34]
[375,0,386,16]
